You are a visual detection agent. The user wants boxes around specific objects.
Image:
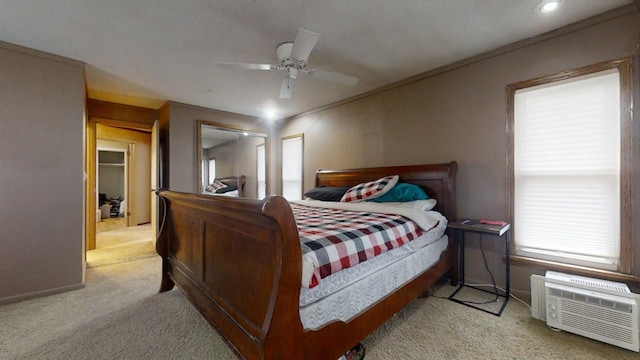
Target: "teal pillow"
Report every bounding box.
[369,183,428,203]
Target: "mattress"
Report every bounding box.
[292,200,444,288]
[299,222,448,330]
[202,189,239,197]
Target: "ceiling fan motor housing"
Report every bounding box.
[276,42,305,72]
[219,29,358,98]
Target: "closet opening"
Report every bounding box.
[97,146,128,231]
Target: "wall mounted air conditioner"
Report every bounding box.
[531,271,639,352]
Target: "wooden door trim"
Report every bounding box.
[86,118,97,250]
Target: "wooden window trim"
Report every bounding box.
[506,57,634,275]
[510,255,640,290]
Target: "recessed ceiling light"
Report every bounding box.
[537,0,560,14]
[264,109,278,120]
[261,100,279,120]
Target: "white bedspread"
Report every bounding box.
[291,200,441,232]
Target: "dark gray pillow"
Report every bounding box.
[304,186,351,202]
[215,184,238,193]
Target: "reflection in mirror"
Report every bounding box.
[198,121,268,199]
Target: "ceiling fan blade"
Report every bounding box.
[218,62,275,71]
[279,77,293,99]
[304,68,359,86]
[290,28,319,62]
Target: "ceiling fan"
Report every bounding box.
[218,28,359,99]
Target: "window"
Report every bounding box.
[257,144,266,198]
[208,158,216,184]
[281,135,303,201]
[508,58,632,273]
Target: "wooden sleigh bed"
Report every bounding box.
[156,162,458,359]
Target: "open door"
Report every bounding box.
[126,143,136,227]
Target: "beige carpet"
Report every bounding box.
[95,223,153,248]
[87,224,157,268]
[1,256,637,360]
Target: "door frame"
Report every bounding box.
[85,100,159,251]
[96,145,132,225]
[86,117,155,250]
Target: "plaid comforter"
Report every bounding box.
[292,203,425,288]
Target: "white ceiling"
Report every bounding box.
[0,0,632,119]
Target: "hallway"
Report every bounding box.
[87,224,157,268]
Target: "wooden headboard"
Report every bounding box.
[215,175,246,197]
[315,162,457,221]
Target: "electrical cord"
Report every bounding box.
[463,283,531,312]
[433,282,531,312]
[436,282,563,332]
[458,234,500,305]
[432,235,504,306]
[462,284,562,332]
[445,235,500,305]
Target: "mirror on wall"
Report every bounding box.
[197,121,268,199]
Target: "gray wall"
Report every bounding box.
[280,9,640,297]
[237,135,266,199]
[0,42,85,303]
[208,141,237,182]
[164,101,279,196]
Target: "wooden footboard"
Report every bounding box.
[156,162,458,360]
[156,193,305,359]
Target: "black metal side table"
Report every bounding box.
[447,219,511,316]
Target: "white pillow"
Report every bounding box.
[372,199,437,211]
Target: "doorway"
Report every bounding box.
[87,123,152,241]
[85,100,159,273]
[97,146,128,231]
[87,124,156,267]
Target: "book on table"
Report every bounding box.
[449,219,510,236]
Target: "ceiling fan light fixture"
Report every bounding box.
[276,42,293,63]
[288,67,298,79]
[218,28,358,99]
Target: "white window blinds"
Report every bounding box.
[513,69,620,270]
[281,136,303,200]
[257,144,266,198]
[208,159,216,185]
